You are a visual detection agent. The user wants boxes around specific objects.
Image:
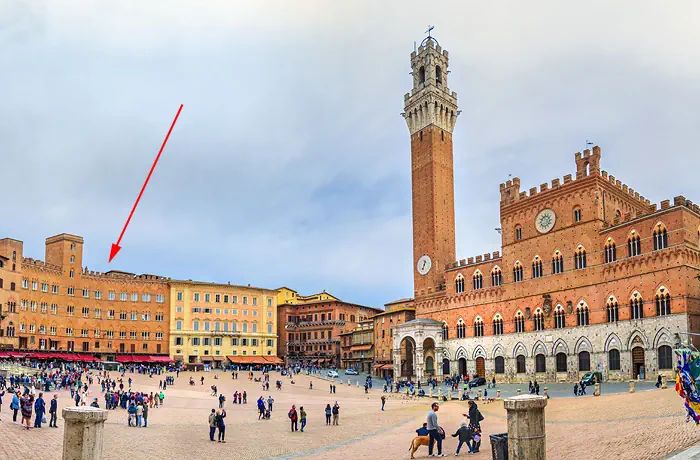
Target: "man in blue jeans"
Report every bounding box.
[427,402,446,457]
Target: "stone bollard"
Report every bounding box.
[347,379,350,386]
[629,380,635,393]
[662,380,668,390]
[356,381,359,388]
[516,389,521,396]
[504,395,547,460]
[594,383,600,396]
[543,387,548,399]
[62,406,108,460]
[496,389,501,400]
[477,390,482,400]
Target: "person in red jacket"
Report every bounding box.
[288,405,298,432]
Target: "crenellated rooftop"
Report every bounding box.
[602,195,700,230]
[445,251,502,272]
[499,146,650,210]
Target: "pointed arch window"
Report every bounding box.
[574,246,587,269]
[472,272,483,290]
[515,226,522,241]
[605,239,617,263]
[576,302,589,326]
[533,309,545,331]
[574,207,582,223]
[628,232,641,257]
[551,251,564,274]
[513,262,523,282]
[456,320,466,339]
[532,257,543,278]
[419,66,426,85]
[656,288,671,316]
[493,315,503,335]
[435,65,442,84]
[473,318,484,337]
[442,322,449,340]
[630,293,644,320]
[653,224,668,250]
[491,268,502,287]
[514,312,525,333]
[554,306,566,329]
[455,275,465,293]
[606,297,619,323]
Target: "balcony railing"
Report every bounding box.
[285,320,346,329]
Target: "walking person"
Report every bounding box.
[656,374,663,388]
[300,406,307,432]
[49,394,58,428]
[381,395,386,411]
[208,409,217,441]
[324,404,332,425]
[451,420,474,455]
[267,396,274,412]
[142,402,148,428]
[427,402,446,457]
[216,409,226,442]
[20,393,34,430]
[34,392,46,428]
[288,405,298,432]
[332,401,340,425]
[11,390,20,423]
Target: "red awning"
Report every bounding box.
[0,352,11,358]
[7,352,27,359]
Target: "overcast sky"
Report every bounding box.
[2,1,699,308]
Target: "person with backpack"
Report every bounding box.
[288,405,298,432]
[208,408,217,441]
[324,404,332,425]
[463,400,483,429]
[10,390,20,423]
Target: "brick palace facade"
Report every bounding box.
[393,36,700,383]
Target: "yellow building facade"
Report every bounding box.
[276,287,338,306]
[169,281,280,367]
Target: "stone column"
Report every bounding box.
[516,388,521,396]
[392,348,401,381]
[543,387,548,399]
[415,347,425,382]
[62,407,108,460]
[504,395,548,460]
[496,389,501,400]
[594,383,601,396]
[629,380,635,393]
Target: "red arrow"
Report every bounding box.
[109,104,183,263]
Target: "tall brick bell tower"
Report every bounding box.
[403,35,459,296]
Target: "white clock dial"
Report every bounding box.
[535,208,556,234]
[417,255,432,276]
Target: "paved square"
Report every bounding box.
[0,370,697,459]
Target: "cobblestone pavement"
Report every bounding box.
[0,370,696,460]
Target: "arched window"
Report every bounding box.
[515,226,522,241]
[442,322,449,340]
[514,311,525,333]
[573,207,582,223]
[578,351,590,371]
[456,320,466,339]
[473,318,484,337]
[535,354,546,373]
[576,301,589,326]
[419,66,426,84]
[656,286,671,316]
[606,296,619,323]
[493,315,503,335]
[495,356,505,374]
[574,245,587,270]
[435,65,442,84]
[0,260,3,268]
[455,275,465,293]
[658,345,673,369]
[630,292,644,320]
[491,267,502,287]
[472,271,483,290]
[628,231,641,257]
[608,349,621,371]
[556,352,568,372]
[551,251,564,274]
[653,223,668,251]
[605,238,617,263]
[554,305,566,329]
[516,355,526,374]
[532,256,543,278]
[533,309,545,331]
[513,262,523,282]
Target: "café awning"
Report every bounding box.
[226,356,268,365]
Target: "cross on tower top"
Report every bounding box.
[425,25,434,38]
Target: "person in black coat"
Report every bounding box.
[463,400,482,429]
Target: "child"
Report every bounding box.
[471,424,482,453]
[451,420,473,455]
[416,422,429,436]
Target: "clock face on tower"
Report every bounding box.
[535,208,556,234]
[417,254,432,276]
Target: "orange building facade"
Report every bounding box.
[277,289,382,367]
[393,36,700,383]
[0,234,170,359]
[371,298,415,380]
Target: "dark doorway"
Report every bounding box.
[476,357,486,378]
[632,347,645,379]
[442,358,450,375]
[458,357,467,376]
